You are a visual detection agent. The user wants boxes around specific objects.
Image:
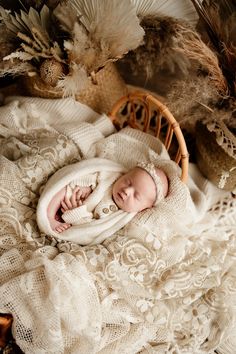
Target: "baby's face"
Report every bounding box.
[112,167,157,212]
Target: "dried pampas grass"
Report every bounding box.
[191,0,236,97]
[165,74,220,131]
[63,22,111,74]
[175,25,228,96]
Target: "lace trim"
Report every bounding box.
[204,118,236,158]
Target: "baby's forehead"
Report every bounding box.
[128,167,156,183]
[130,166,168,188]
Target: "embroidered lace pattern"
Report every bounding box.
[0,98,235,354]
[204,118,236,158]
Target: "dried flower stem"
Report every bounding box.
[21,43,40,58]
[17,32,41,51]
[50,46,64,63]
[32,27,50,49]
[194,100,214,112]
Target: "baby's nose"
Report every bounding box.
[123,186,133,197]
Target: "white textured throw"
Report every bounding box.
[0,96,235,354]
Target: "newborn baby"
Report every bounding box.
[47,162,169,234]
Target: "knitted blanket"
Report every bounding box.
[0,96,235,354]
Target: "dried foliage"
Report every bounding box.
[69,0,144,59]
[175,25,228,96]
[130,0,199,24]
[0,60,34,77]
[123,15,192,80]
[165,74,221,131]
[0,0,144,97]
[191,0,236,98]
[22,0,61,10]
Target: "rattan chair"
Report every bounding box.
[109,91,189,182]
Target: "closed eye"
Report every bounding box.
[126,179,132,186]
[135,192,140,200]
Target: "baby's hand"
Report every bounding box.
[76,186,92,202]
[61,186,92,212]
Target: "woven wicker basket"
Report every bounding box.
[22,62,128,114]
[196,119,236,192]
[109,91,189,182]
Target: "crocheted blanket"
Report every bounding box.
[0,97,235,354]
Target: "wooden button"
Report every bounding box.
[110,205,117,212]
[102,208,109,214]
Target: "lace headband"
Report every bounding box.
[137,162,165,205]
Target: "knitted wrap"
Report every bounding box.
[37,158,136,245]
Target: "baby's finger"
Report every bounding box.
[75,199,83,206]
[64,194,73,209]
[60,225,67,232]
[61,200,69,211]
[76,190,83,203]
[64,223,71,230]
[81,188,88,198]
[71,187,80,207]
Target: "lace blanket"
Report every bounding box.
[0,97,235,354]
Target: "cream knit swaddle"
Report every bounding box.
[37,158,136,245]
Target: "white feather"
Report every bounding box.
[56,63,89,97]
[70,0,144,58]
[131,0,203,24]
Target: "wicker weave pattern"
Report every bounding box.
[22,63,128,114]
[109,92,189,182]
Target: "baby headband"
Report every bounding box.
[137,162,165,205]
